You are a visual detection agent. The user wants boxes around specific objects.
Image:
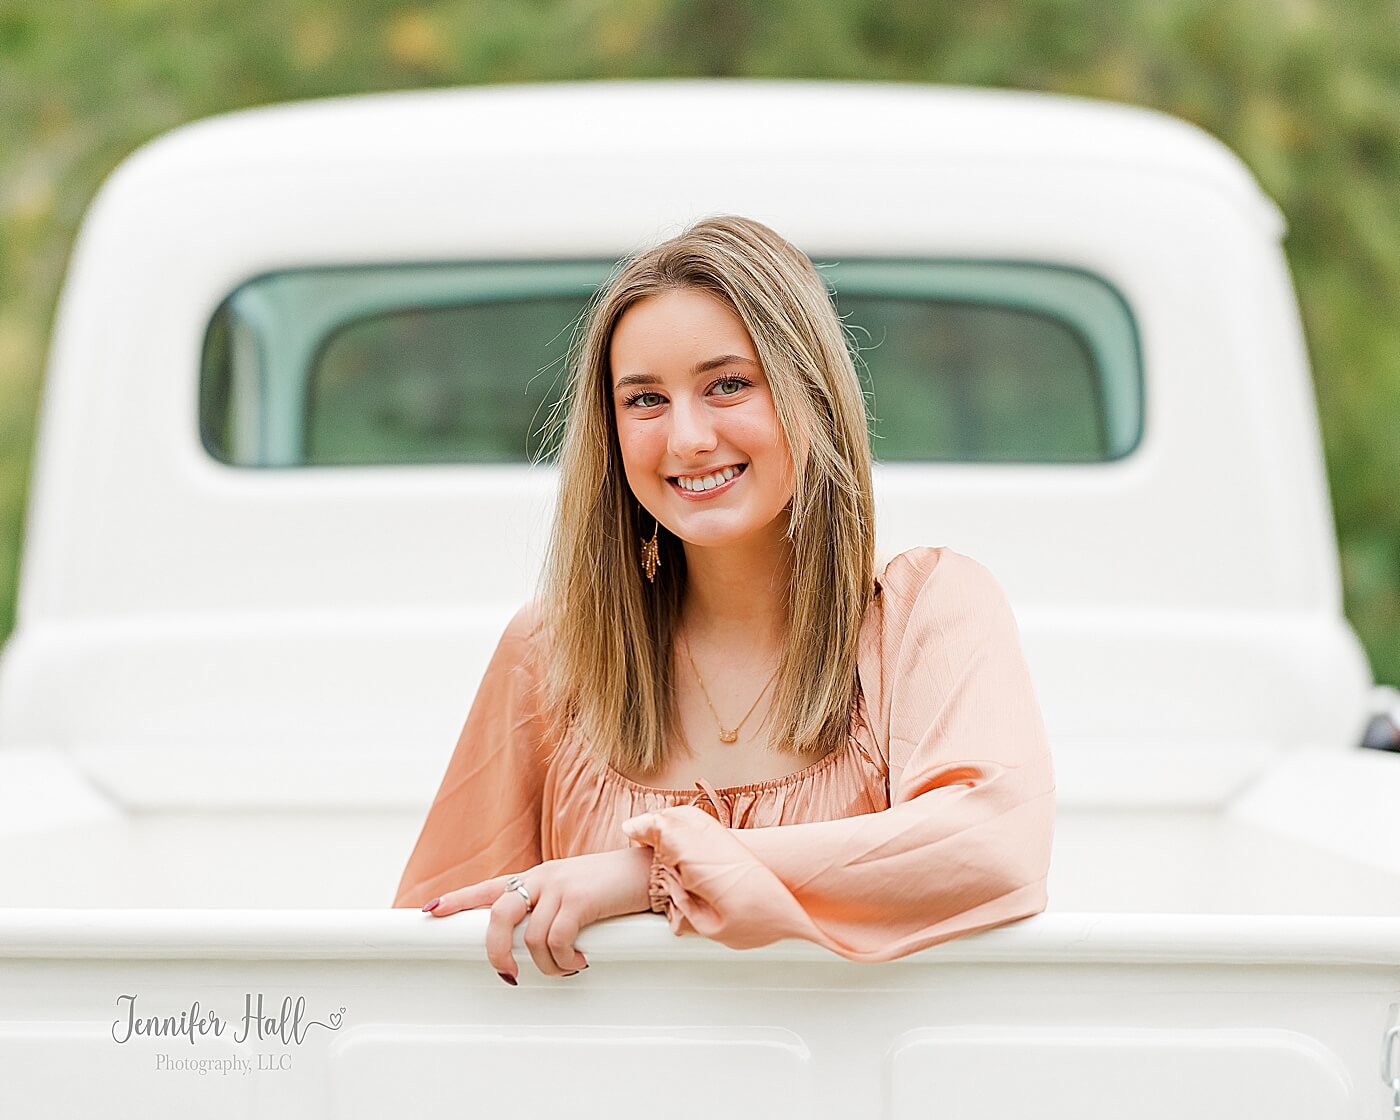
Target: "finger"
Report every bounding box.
[522,890,568,977]
[430,878,506,917]
[621,812,661,847]
[538,906,587,975]
[485,887,529,980]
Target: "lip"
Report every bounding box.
[667,463,747,502]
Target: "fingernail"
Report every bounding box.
[421,898,440,912]
[497,971,517,986]
[562,970,580,977]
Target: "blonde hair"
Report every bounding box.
[533,214,875,777]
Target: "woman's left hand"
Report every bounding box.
[422,846,654,982]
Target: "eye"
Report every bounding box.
[712,375,753,396]
[621,374,753,411]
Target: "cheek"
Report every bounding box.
[744,413,796,496]
[615,422,663,475]
[744,411,792,467]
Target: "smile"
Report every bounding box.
[667,463,747,501]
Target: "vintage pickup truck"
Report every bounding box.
[2,79,1399,1118]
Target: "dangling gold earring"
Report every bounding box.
[639,513,660,583]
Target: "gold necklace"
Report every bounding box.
[679,629,780,744]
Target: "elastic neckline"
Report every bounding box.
[599,733,851,797]
[597,681,870,798]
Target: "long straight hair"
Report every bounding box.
[532,215,875,777]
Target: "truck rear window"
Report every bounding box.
[199,259,1141,467]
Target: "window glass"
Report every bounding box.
[200,260,1141,467]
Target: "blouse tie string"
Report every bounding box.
[688,777,733,827]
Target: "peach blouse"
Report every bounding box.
[393,546,1056,963]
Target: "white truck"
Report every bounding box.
[2,79,1400,1119]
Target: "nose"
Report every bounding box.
[666,395,718,461]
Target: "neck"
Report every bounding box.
[679,518,793,648]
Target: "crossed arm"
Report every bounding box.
[395,549,1055,976]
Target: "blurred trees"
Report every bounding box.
[1,0,1396,680]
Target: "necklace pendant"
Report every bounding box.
[719,729,739,744]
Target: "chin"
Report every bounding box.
[667,511,787,549]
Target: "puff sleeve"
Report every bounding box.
[392,601,552,909]
[622,548,1056,962]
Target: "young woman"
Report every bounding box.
[393,215,1056,984]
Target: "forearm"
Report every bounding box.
[624,752,1055,961]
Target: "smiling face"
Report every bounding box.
[609,287,796,549]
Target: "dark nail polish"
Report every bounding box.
[497,971,517,986]
[562,970,579,977]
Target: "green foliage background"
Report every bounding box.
[2,0,1397,682]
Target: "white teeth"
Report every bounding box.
[676,464,744,491]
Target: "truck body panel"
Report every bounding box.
[2,81,1397,1116]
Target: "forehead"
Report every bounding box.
[610,289,755,369]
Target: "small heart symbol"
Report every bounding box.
[328,1012,343,1030]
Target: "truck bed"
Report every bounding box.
[4,798,1400,1120]
[2,802,1398,916]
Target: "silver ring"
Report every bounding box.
[504,874,533,911]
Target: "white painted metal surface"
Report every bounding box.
[2,909,1399,1118]
[1,80,1397,1117]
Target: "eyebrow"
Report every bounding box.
[612,354,755,391]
